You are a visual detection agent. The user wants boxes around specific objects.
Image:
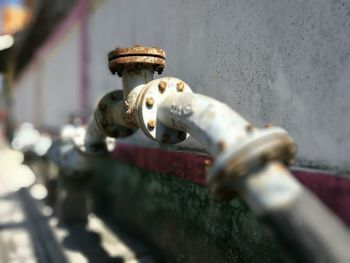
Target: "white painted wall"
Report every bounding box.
[14,23,81,129]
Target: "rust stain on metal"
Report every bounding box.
[217,141,226,152]
[204,159,212,167]
[204,159,212,172]
[109,46,166,59]
[101,119,108,127]
[264,150,277,161]
[245,124,254,133]
[108,46,166,76]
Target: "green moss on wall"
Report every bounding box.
[91,159,285,262]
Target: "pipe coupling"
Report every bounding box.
[208,127,297,200]
[136,77,192,144]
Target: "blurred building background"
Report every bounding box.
[0,0,349,262]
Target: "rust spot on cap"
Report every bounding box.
[109,46,166,59]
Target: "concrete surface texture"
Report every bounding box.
[88,0,350,172]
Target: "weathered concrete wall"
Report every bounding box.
[88,0,350,172]
[14,24,81,128]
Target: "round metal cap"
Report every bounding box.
[108,46,166,76]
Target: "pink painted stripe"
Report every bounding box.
[293,170,350,225]
[112,143,350,225]
[112,144,210,185]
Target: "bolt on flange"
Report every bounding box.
[108,46,166,76]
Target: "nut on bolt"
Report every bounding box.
[146,97,155,108]
[158,81,167,92]
[147,120,156,130]
[177,82,185,92]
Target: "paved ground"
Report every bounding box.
[0,144,157,263]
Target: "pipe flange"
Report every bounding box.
[95,90,138,138]
[137,77,192,144]
[207,127,297,201]
[108,46,166,76]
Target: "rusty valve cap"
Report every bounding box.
[108,46,166,76]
